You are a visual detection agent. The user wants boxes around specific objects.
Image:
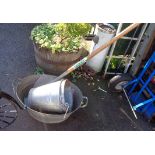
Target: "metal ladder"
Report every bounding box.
[103,23,148,77]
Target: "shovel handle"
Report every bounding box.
[54,23,140,81]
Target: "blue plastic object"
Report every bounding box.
[124,52,155,121]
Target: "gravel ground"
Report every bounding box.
[0,23,153,131]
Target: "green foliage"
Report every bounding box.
[31,23,92,53]
[65,23,92,37]
[110,58,120,69]
[108,57,125,71]
[34,67,44,75]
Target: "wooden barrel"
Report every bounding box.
[33,43,88,75]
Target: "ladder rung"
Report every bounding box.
[121,36,139,41]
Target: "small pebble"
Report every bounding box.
[92,82,95,86]
[95,113,99,117]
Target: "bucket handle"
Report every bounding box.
[63,96,88,119]
[80,96,88,108]
[63,105,69,119]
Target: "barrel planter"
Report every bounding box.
[33,43,89,75]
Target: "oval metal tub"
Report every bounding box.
[13,74,88,124]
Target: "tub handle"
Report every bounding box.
[12,78,22,95]
[12,78,25,109]
[80,96,88,108]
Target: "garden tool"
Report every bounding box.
[12,23,140,124]
[52,23,140,82]
[26,23,139,119]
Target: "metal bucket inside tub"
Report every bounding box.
[13,74,88,124]
[28,79,74,114]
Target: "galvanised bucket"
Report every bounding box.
[27,79,73,114]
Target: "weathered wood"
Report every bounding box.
[34,43,88,75]
[130,24,155,76]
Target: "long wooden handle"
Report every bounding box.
[54,23,140,81]
[87,23,140,60]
